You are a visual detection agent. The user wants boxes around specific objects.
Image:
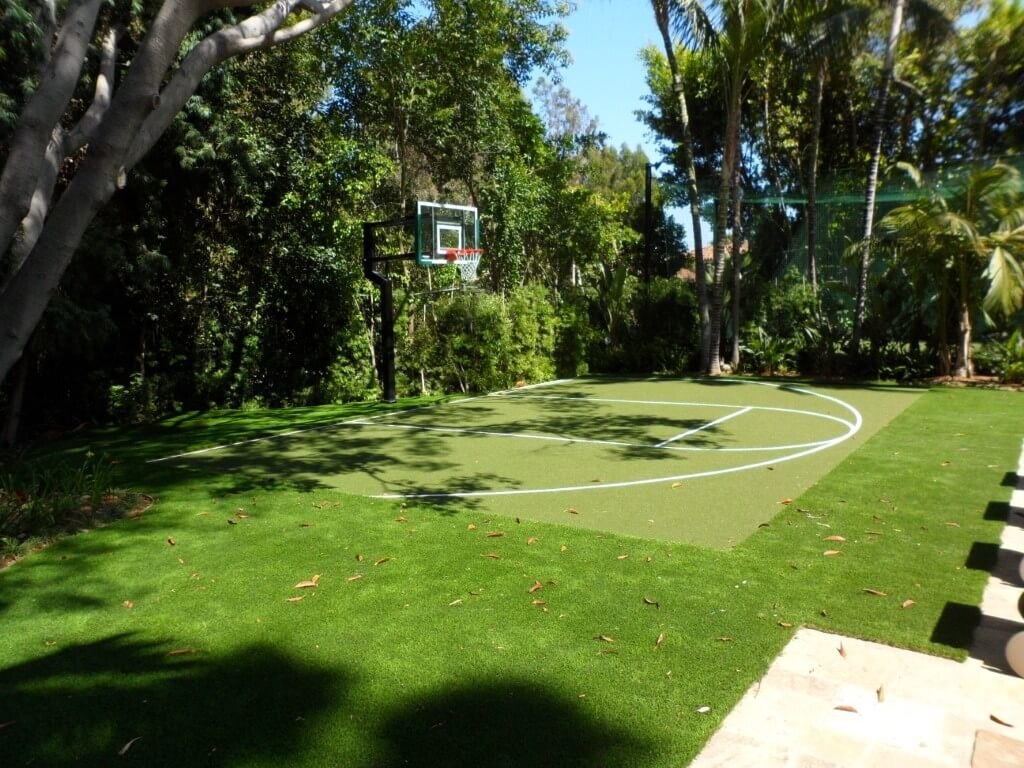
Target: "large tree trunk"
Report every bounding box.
[0,0,354,388]
[852,0,906,349]
[730,167,742,371]
[652,1,709,370]
[806,59,825,293]
[953,302,972,379]
[708,77,742,376]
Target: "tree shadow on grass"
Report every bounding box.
[369,679,654,768]
[0,634,350,767]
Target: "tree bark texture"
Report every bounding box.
[852,0,906,349]
[708,71,742,376]
[806,59,825,293]
[0,0,354,386]
[652,1,710,370]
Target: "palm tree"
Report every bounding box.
[851,0,907,350]
[650,0,716,369]
[876,163,1024,378]
[707,0,805,375]
[851,0,953,350]
[787,0,867,293]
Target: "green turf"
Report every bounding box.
[149,377,922,547]
[0,384,1019,767]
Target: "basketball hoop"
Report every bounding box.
[444,248,483,282]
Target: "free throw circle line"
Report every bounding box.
[493,392,856,431]
[373,381,863,499]
[345,418,838,454]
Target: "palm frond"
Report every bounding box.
[984,246,1024,317]
[667,0,718,51]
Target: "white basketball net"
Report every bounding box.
[445,249,482,282]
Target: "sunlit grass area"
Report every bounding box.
[0,385,1018,767]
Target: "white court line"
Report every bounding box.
[656,407,752,448]
[346,418,835,454]
[374,381,864,499]
[146,379,577,464]
[493,393,855,430]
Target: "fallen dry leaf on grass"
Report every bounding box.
[286,596,304,603]
[480,553,501,560]
[448,599,463,607]
[226,519,237,525]
[347,574,363,582]
[486,531,504,538]
[528,580,543,593]
[559,545,568,552]
[655,633,665,649]
[824,535,846,542]
[944,521,961,528]
[395,515,408,523]
[596,634,615,643]
[902,599,916,609]
[122,600,134,609]
[566,507,578,515]
[374,557,391,566]
[696,705,710,714]
[823,550,841,556]
[235,512,250,519]
[166,537,176,546]
[780,498,793,505]
[299,523,315,528]
[527,536,538,545]
[167,648,196,656]
[532,599,546,606]
[863,588,887,597]
[176,558,185,565]
[671,482,683,489]
[355,554,364,562]
[118,737,143,756]
[778,621,793,628]
[294,574,321,589]
[467,523,477,531]
[717,636,733,642]
[643,597,659,608]
[616,554,629,560]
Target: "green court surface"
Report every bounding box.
[151,377,921,547]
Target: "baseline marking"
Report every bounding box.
[656,407,752,448]
[146,379,578,464]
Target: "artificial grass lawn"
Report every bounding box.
[0,385,1020,767]
[149,377,922,547]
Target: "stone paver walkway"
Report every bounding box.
[689,440,1024,768]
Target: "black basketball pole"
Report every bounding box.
[363,216,416,404]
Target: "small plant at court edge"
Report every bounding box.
[0,450,145,564]
[741,325,794,376]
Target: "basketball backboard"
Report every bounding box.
[416,201,480,266]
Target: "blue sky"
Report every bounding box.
[556,0,662,160]
[546,0,711,248]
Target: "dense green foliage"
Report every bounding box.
[1,0,1022,443]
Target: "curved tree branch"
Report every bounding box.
[127,0,353,170]
[0,0,104,258]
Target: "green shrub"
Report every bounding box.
[0,451,135,556]
[976,330,1024,383]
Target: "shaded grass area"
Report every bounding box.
[0,386,1019,767]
